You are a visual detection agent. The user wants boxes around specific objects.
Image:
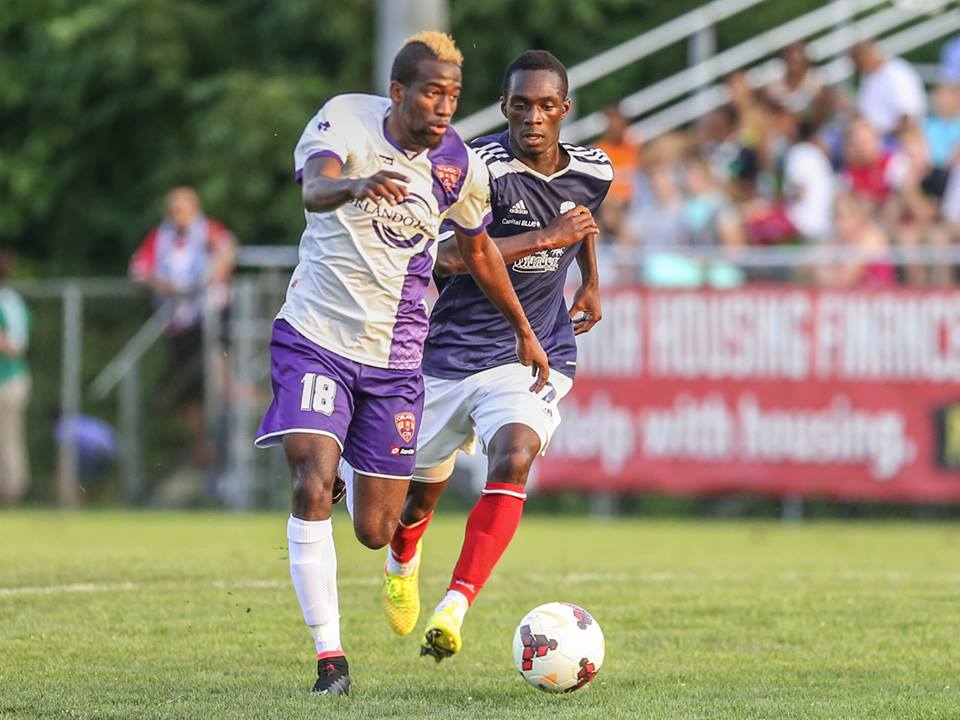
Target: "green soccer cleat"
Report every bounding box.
[382,541,421,636]
[419,603,463,663]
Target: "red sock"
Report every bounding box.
[448,482,526,605]
[389,512,433,563]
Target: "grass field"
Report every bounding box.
[1,511,958,720]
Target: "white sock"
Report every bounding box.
[434,589,469,623]
[338,459,355,521]
[385,545,421,577]
[287,515,342,656]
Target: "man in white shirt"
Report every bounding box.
[254,31,548,695]
[852,40,927,136]
[784,121,835,241]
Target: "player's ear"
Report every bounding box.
[389,80,405,106]
[499,96,507,119]
[561,96,572,119]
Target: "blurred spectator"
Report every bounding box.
[924,84,960,169]
[939,35,960,85]
[842,117,908,209]
[851,40,926,137]
[723,70,763,200]
[0,252,31,506]
[681,152,744,248]
[55,414,117,494]
[783,120,835,241]
[619,162,686,250]
[765,41,830,124]
[817,192,895,288]
[696,105,744,186]
[594,105,641,241]
[129,187,236,471]
[894,126,953,286]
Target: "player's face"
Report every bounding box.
[393,59,461,150]
[502,69,570,157]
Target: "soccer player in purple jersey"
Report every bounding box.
[378,50,612,660]
[254,33,550,694]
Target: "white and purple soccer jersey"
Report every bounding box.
[256,94,491,477]
[278,93,492,371]
[423,131,612,380]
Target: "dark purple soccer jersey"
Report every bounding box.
[422,132,612,380]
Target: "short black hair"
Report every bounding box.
[391,42,439,87]
[502,50,569,99]
[390,42,462,87]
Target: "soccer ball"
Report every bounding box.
[512,602,605,693]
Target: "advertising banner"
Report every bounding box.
[538,287,960,502]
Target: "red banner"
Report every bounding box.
[537,286,960,502]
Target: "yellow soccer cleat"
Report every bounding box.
[419,603,464,663]
[382,541,421,636]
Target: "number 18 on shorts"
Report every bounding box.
[255,319,425,479]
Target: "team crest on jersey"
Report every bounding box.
[394,412,417,443]
[434,164,462,193]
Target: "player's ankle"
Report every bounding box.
[436,588,470,623]
[386,548,420,577]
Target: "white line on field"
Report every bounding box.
[0,577,379,598]
[3,571,957,598]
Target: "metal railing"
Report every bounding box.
[454,0,958,146]
[453,0,771,140]
[626,2,960,143]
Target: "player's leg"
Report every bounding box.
[421,423,539,661]
[254,319,356,695]
[340,361,425,549]
[283,434,352,695]
[422,364,573,661]
[381,374,475,634]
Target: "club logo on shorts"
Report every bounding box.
[394,411,417,443]
[434,164,462,193]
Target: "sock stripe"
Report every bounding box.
[481,483,527,500]
[317,650,346,661]
[399,511,433,530]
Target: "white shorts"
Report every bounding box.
[414,363,573,483]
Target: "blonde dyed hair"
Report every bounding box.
[403,31,463,66]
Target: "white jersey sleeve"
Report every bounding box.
[294,97,353,182]
[443,148,492,235]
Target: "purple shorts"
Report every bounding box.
[255,319,424,479]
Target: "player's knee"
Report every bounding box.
[353,514,395,549]
[488,445,537,486]
[404,484,442,522]
[289,457,333,511]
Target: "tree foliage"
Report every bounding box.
[1,0,939,273]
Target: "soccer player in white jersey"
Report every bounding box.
[254,33,550,695]
[378,51,612,660]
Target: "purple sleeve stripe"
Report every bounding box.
[448,212,492,237]
[294,150,344,183]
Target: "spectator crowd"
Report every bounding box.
[596,38,960,289]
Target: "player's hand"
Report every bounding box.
[569,284,602,335]
[541,206,599,250]
[516,330,550,393]
[350,171,410,206]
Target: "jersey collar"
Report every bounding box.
[497,130,572,182]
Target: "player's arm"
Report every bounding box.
[453,227,550,391]
[569,232,602,335]
[435,206,598,277]
[301,155,411,213]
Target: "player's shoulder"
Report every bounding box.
[469,132,512,168]
[561,141,614,182]
[319,93,389,121]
